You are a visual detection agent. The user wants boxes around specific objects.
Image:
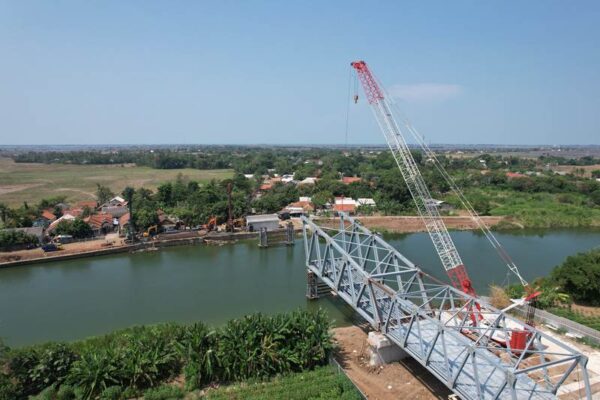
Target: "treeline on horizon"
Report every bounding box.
[2,149,600,232]
[10,148,600,172]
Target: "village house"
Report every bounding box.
[100,205,129,218]
[341,176,361,185]
[118,212,131,236]
[424,198,453,212]
[357,198,376,207]
[298,177,318,186]
[157,210,179,230]
[506,172,527,179]
[333,197,357,215]
[99,196,127,212]
[246,214,280,232]
[281,174,295,183]
[75,200,98,210]
[85,213,114,236]
[282,200,314,217]
[33,209,57,228]
[46,213,77,234]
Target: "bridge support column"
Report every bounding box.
[367,331,407,366]
[306,270,319,299]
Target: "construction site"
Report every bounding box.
[297,61,600,400]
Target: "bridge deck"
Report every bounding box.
[301,213,591,399]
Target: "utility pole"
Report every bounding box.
[226,182,234,233]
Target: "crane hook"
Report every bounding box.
[353,94,359,104]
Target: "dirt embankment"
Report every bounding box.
[315,215,504,233]
[0,231,206,265]
[332,325,451,400]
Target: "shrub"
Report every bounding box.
[143,384,184,400]
[1,310,333,399]
[99,386,123,400]
[551,248,600,305]
[0,229,39,251]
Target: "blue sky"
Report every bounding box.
[1,1,599,145]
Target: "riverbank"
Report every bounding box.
[0,231,220,267]
[311,215,505,233]
[3,214,599,268]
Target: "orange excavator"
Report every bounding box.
[203,216,217,232]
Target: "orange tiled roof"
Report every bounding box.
[333,204,356,212]
[341,177,362,184]
[76,200,98,209]
[288,201,314,211]
[85,213,113,229]
[119,212,130,226]
[41,210,56,221]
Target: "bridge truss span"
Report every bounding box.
[301,213,592,399]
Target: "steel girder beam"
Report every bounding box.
[301,214,591,400]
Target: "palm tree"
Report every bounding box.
[122,187,136,240]
[0,202,9,225]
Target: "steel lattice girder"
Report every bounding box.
[301,213,592,400]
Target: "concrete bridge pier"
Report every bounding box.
[367,331,408,367]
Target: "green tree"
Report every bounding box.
[70,218,94,238]
[134,208,159,231]
[312,191,333,210]
[0,202,9,225]
[551,249,600,305]
[122,186,136,239]
[53,218,93,238]
[96,184,115,205]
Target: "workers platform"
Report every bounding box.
[302,213,593,399]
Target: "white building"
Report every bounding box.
[281,174,295,183]
[299,177,318,185]
[334,197,357,206]
[246,214,280,232]
[357,198,376,207]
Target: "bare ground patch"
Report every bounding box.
[0,183,43,195]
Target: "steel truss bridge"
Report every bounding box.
[301,213,592,399]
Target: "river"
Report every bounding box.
[1,229,599,347]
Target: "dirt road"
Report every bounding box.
[332,325,452,400]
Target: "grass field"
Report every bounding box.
[447,188,600,229]
[203,365,362,400]
[0,157,233,207]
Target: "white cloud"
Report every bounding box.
[388,83,462,103]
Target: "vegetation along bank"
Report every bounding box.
[0,309,342,400]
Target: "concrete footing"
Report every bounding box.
[367,331,408,367]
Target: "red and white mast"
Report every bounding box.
[351,60,476,295]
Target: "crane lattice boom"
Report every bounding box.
[351,60,474,294]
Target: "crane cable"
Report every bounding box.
[381,89,529,287]
[344,68,353,148]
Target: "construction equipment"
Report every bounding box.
[350,61,536,330]
[302,214,593,399]
[233,217,245,228]
[143,225,158,238]
[350,61,530,291]
[203,216,217,232]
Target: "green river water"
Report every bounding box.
[1,229,599,347]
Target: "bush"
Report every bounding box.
[143,384,185,400]
[4,342,77,399]
[1,310,333,399]
[0,229,39,251]
[551,248,600,305]
[99,386,123,400]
